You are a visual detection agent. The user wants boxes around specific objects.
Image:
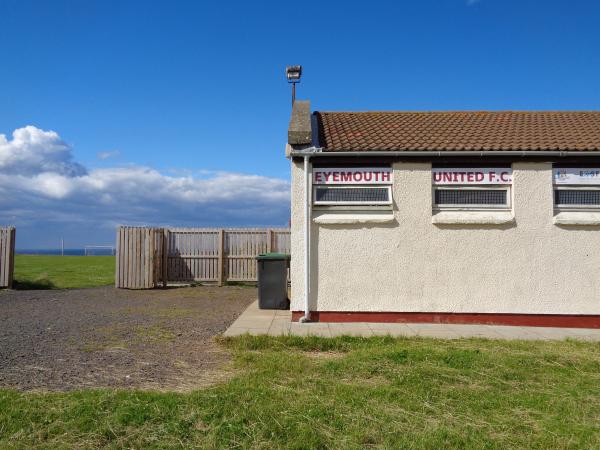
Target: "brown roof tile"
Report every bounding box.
[315,111,600,152]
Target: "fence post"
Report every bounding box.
[8,227,15,289]
[218,229,225,286]
[267,229,273,253]
[115,227,121,288]
[146,228,153,289]
[162,228,168,288]
[1,227,16,289]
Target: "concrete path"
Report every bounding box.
[224,301,600,341]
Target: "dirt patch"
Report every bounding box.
[0,285,255,391]
[307,351,345,359]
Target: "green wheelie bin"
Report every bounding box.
[256,253,290,310]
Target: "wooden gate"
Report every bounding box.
[115,227,166,289]
[0,227,16,289]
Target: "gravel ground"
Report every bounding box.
[0,285,255,392]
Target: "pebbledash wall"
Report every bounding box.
[288,105,600,327]
[291,161,600,319]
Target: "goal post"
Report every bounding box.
[84,245,115,256]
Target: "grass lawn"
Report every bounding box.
[13,255,115,289]
[1,335,599,449]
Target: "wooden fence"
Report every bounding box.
[0,227,16,289]
[115,227,166,289]
[116,227,290,288]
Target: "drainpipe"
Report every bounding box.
[299,154,312,323]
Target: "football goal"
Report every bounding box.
[84,245,115,256]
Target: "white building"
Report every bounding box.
[287,101,600,328]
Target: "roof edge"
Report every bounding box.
[314,110,600,114]
[290,149,600,157]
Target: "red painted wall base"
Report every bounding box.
[291,311,600,329]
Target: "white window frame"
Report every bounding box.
[433,185,512,211]
[313,185,393,206]
[553,185,600,211]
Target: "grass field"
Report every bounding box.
[12,255,115,289]
[1,335,599,449]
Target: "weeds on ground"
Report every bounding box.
[78,324,176,352]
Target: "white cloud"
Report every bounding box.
[97,150,121,160]
[0,126,86,176]
[0,126,291,247]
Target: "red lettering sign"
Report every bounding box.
[433,168,512,185]
[313,168,393,185]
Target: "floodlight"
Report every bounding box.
[286,65,302,83]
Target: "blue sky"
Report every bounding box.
[1,0,600,248]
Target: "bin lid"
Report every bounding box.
[256,252,291,260]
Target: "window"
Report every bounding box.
[312,167,393,206]
[553,167,600,226]
[435,188,507,206]
[432,168,512,210]
[554,189,600,207]
[554,168,600,210]
[314,186,392,205]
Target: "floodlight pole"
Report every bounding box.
[286,65,302,106]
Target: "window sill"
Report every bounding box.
[553,211,600,226]
[432,210,515,225]
[313,211,395,225]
